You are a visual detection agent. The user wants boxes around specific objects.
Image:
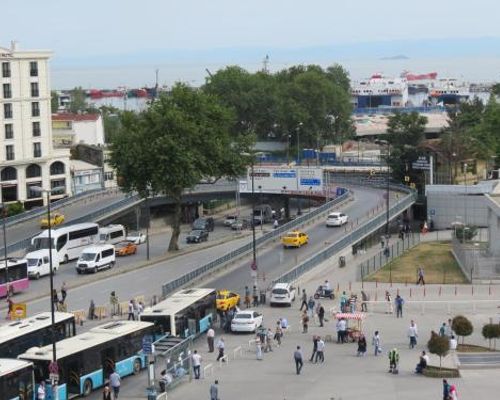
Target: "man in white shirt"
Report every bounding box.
[207,327,215,353]
[315,337,325,363]
[408,320,418,349]
[449,335,458,350]
[192,350,202,379]
[37,381,45,400]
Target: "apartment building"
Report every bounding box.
[0,42,70,208]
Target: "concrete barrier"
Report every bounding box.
[72,310,86,325]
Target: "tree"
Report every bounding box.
[427,330,450,368]
[99,105,121,143]
[109,83,250,251]
[452,315,473,345]
[51,90,59,113]
[69,86,87,114]
[482,323,500,350]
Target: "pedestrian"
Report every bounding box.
[415,351,428,374]
[385,291,393,314]
[88,299,97,320]
[301,310,309,333]
[388,348,399,374]
[255,335,263,360]
[361,290,369,312]
[439,322,447,337]
[317,303,325,327]
[280,317,288,330]
[294,346,304,375]
[449,335,458,351]
[37,380,45,400]
[273,219,279,229]
[357,333,367,356]
[337,318,347,343]
[442,379,451,400]
[408,320,418,349]
[449,384,458,400]
[61,281,67,303]
[52,289,59,308]
[395,295,404,318]
[265,328,273,353]
[349,293,357,313]
[340,291,348,312]
[309,335,318,362]
[274,323,283,346]
[133,300,140,321]
[102,385,112,400]
[299,289,307,311]
[210,380,220,400]
[216,337,225,362]
[110,291,118,316]
[307,296,315,318]
[207,326,215,352]
[6,297,13,320]
[244,286,251,308]
[417,266,425,286]
[127,299,135,321]
[192,350,202,379]
[109,369,121,399]
[315,337,325,363]
[445,319,454,337]
[252,285,259,307]
[372,331,382,356]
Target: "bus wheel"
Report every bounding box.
[83,378,93,396]
[133,358,142,374]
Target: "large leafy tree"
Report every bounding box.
[68,86,88,114]
[110,83,250,251]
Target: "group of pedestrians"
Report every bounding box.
[127,298,144,321]
[51,282,68,312]
[384,291,405,317]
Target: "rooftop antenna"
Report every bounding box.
[263,54,270,73]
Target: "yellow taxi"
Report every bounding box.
[40,213,65,229]
[281,230,309,248]
[216,290,240,311]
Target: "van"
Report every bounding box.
[253,204,274,225]
[99,224,126,244]
[270,282,296,307]
[26,250,59,279]
[192,217,214,232]
[76,244,115,274]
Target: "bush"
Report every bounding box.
[7,201,24,217]
[427,331,450,368]
[452,315,473,344]
[454,225,477,242]
[482,323,500,350]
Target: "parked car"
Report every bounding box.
[115,241,137,256]
[281,230,309,248]
[192,217,214,232]
[231,310,263,333]
[76,245,115,274]
[231,219,249,230]
[40,213,64,229]
[269,282,296,307]
[126,231,147,244]
[224,215,238,227]
[186,229,209,243]
[326,212,348,227]
[216,290,240,311]
[26,249,59,279]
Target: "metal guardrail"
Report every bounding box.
[272,186,417,285]
[161,191,352,297]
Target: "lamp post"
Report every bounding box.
[241,153,258,282]
[296,122,303,165]
[0,200,9,293]
[308,186,312,213]
[31,185,65,396]
[463,163,468,226]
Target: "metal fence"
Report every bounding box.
[452,238,500,281]
[271,186,417,285]
[161,191,352,297]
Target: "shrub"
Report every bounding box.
[454,225,477,242]
[427,331,450,368]
[7,201,24,216]
[452,315,473,344]
[482,323,500,350]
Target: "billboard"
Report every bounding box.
[240,167,323,193]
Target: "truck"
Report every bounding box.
[252,204,274,225]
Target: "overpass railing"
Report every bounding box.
[271,186,416,285]
[161,190,352,297]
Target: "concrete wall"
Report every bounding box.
[427,193,489,229]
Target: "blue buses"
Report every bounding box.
[0,358,34,400]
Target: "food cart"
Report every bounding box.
[334,312,366,342]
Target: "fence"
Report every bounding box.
[452,238,500,281]
[161,191,352,297]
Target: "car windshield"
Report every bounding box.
[116,243,127,248]
[33,237,54,250]
[272,288,288,294]
[190,230,203,235]
[329,215,339,219]
[234,313,251,319]
[193,221,206,229]
[27,258,39,267]
[216,294,227,299]
[80,253,96,261]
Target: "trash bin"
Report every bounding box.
[147,386,157,400]
[259,291,266,305]
[339,256,346,268]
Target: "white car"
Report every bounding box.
[224,215,238,227]
[231,310,263,333]
[270,283,296,307]
[326,212,348,227]
[126,232,147,244]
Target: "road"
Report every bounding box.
[8,186,386,316]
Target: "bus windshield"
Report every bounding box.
[33,237,54,250]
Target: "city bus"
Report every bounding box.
[140,288,216,337]
[31,223,99,263]
[0,258,29,297]
[18,320,154,399]
[0,358,34,400]
[0,312,76,359]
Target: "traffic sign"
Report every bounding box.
[11,303,26,320]
[412,156,430,170]
[250,260,257,271]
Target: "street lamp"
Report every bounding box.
[463,163,468,226]
[296,122,303,165]
[241,153,258,281]
[308,186,313,213]
[30,185,65,394]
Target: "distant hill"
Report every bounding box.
[380,54,410,60]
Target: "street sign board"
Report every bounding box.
[142,335,153,355]
[429,209,436,216]
[412,156,430,170]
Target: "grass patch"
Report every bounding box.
[364,242,468,284]
[457,344,498,352]
[422,365,460,378]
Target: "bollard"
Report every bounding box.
[439,286,442,296]
[375,279,378,288]
[405,279,407,287]
[409,288,412,298]
[489,282,492,296]
[337,282,340,292]
[455,286,457,296]
[423,287,426,297]
[374,291,378,301]
[349,282,351,291]
[472,285,474,296]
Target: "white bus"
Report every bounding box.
[140,288,216,337]
[31,223,99,263]
[18,320,154,399]
[0,358,34,400]
[98,224,126,244]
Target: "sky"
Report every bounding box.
[2,0,500,87]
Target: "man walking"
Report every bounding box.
[127,299,135,321]
[307,296,315,318]
[299,289,307,311]
[207,326,215,352]
[442,379,450,400]
[395,295,404,318]
[317,303,325,327]
[301,311,309,333]
[372,331,382,356]
[309,335,318,362]
[192,350,202,379]
[109,369,121,399]
[294,346,304,375]
[315,337,325,363]
[216,337,225,362]
[408,320,418,349]
[210,380,220,400]
[417,266,425,286]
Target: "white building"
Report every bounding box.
[0,42,70,207]
[70,159,104,195]
[52,113,105,147]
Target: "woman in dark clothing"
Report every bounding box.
[357,334,367,356]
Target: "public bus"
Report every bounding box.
[0,312,76,359]
[31,223,99,263]
[18,320,154,399]
[0,258,29,297]
[140,288,216,337]
[0,358,34,400]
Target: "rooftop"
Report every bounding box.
[52,113,100,122]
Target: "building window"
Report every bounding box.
[5,145,14,161]
[30,61,38,77]
[104,171,114,181]
[26,164,42,178]
[33,142,42,158]
[51,179,66,191]
[50,161,65,175]
[2,83,12,99]
[1,166,17,181]
[3,103,13,119]
[1,62,10,78]
[32,121,41,137]
[4,124,13,139]
[30,82,39,97]
[27,181,42,199]
[31,102,40,117]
